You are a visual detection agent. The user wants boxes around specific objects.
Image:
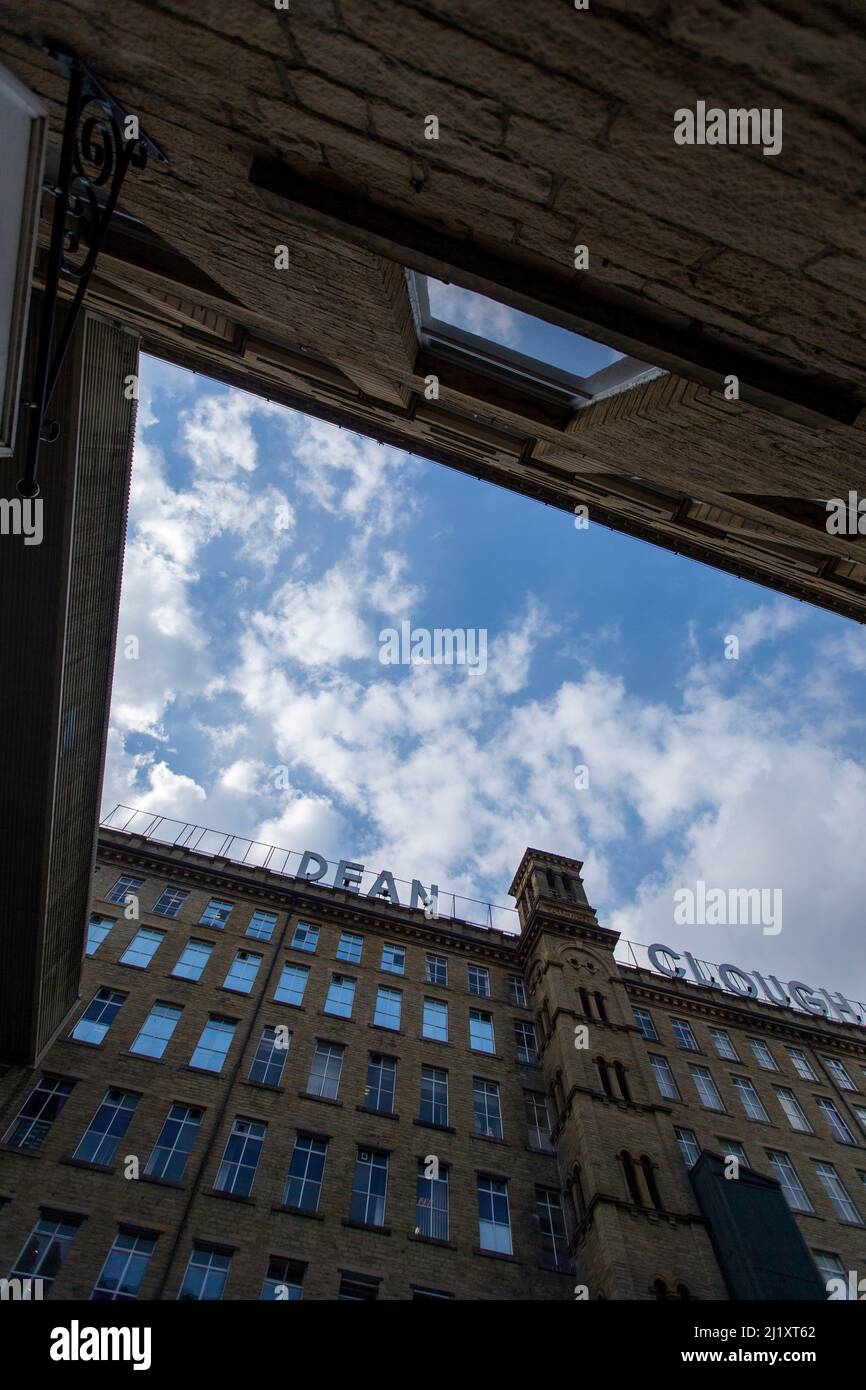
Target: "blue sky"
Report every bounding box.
[102,318,866,1004]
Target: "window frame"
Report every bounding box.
[407,269,663,411]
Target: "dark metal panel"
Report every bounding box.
[690,1150,827,1301]
[0,298,138,1063]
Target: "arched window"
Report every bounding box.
[676,1283,692,1300]
[569,1163,587,1223]
[596,1057,613,1098]
[552,1069,566,1113]
[541,999,552,1038]
[594,991,608,1024]
[621,1150,642,1205]
[640,1154,663,1211]
[579,987,592,1018]
[614,1060,632,1103]
[652,1278,669,1300]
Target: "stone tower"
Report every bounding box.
[510,848,727,1300]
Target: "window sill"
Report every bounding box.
[413,1119,455,1135]
[408,1233,456,1250]
[368,1024,403,1036]
[60,1155,115,1174]
[205,1188,256,1206]
[341,1219,391,1236]
[272,1203,324,1221]
[122,1051,167,1064]
[472,1247,520,1263]
[297,1091,342,1107]
[243,1080,286,1094]
[357,1106,400,1121]
[139,1173,185,1190]
[417,1035,451,1047]
[319,1011,356,1024]
[472,1133,510,1147]
[0,1143,41,1159]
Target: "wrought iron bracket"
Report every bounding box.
[17,48,168,498]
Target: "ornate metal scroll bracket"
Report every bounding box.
[17,48,168,498]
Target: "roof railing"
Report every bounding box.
[99,804,521,934]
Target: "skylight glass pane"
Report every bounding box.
[425,277,623,378]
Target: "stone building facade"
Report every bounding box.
[0,828,864,1301]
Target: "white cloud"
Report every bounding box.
[105,366,866,1006]
[426,278,524,347]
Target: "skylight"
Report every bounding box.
[409,271,664,407]
[426,277,623,378]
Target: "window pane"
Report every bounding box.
[92,1233,155,1301]
[246,910,278,942]
[178,1248,231,1301]
[152,887,189,918]
[275,964,309,1006]
[71,989,125,1045]
[381,943,405,975]
[422,998,447,1041]
[307,1044,344,1099]
[190,1016,236,1072]
[145,1104,203,1181]
[214,1118,267,1196]
[336,933,363,964]
[291,922,319,953]
[469,1010,495,1053]
[130,1003,182,1059]
[420,1066,448,1126]
[284,1136,328,1212]
[172,938,213,981]
[261,1257,306,1300]
[425,954,447,986]
[416,1160,449,1240]
[249,1026,290,1087]
[3,1076,75,1152]
[199,898,233,929]
[477,1176,512,1254]
[104,875,143,906]
[350,1149,389,1227]
[74,1090,139,1165]
[374,987,402,1030]
[324,975,356,1019]
[223,950,262,994]
[86,914,115,956]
